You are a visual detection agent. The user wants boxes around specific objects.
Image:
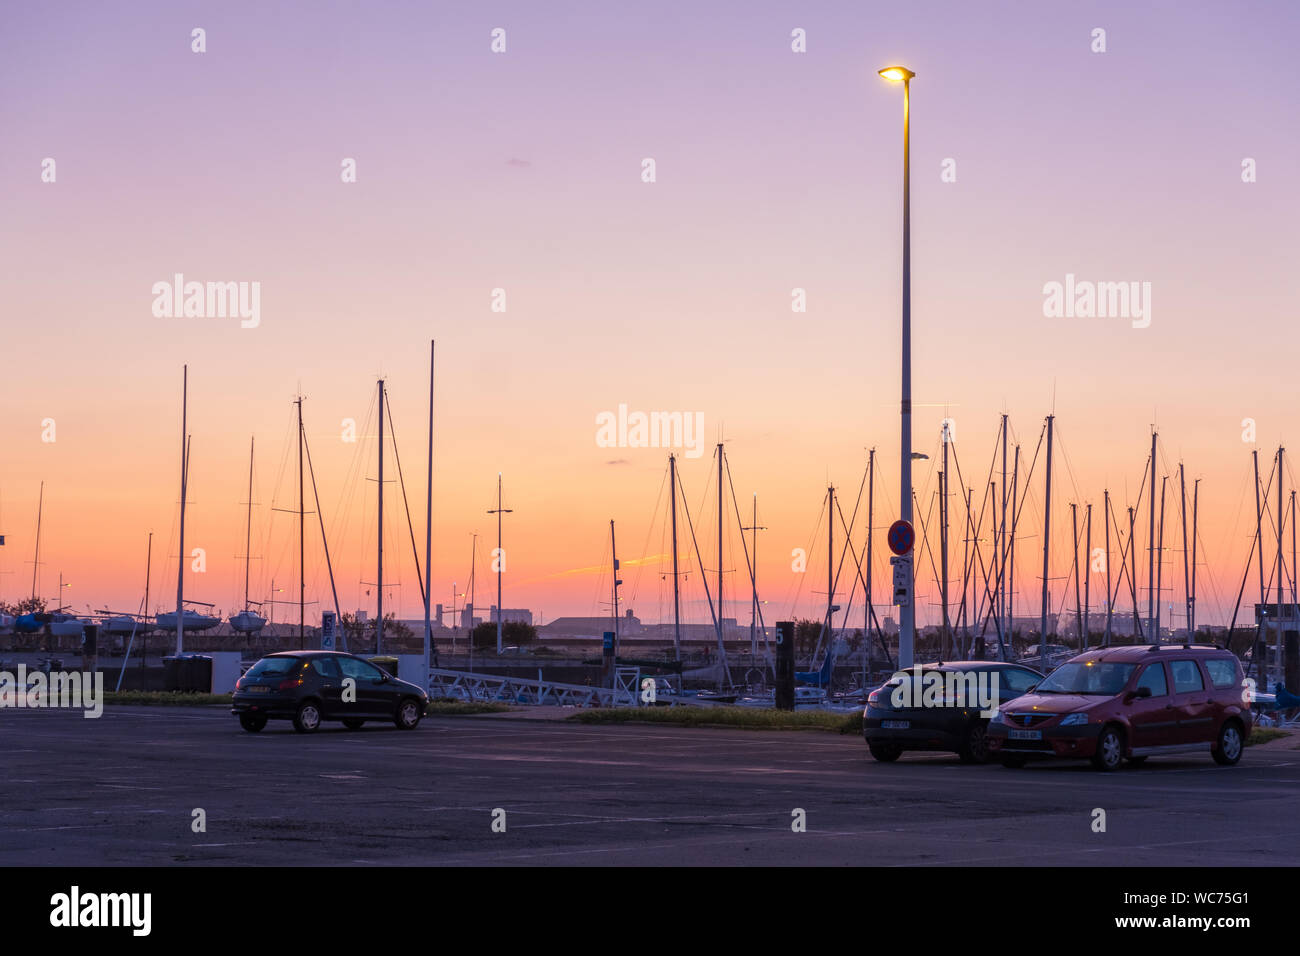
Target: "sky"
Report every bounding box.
[1,0,1297,632]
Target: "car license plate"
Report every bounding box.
[1008,729,1041,740]
[246,686,269,694]
[881,720,910,729]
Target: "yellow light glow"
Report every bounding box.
[878,66,914,83]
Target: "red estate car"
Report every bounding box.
[985,644,1251,771]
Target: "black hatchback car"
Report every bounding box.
[232,651,429,733]
[863,661,1044,763]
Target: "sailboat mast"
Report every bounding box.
[990,480,1001,654]
[961,486,971,658]
[143,531,152,667]
[1277,446,1285,667]
[1180,464,1190,638]
[377,378,385,654]
[717,442,724,651]
[1253,448,1265,663]
[749,494,759,658]
[1129,506,1140,638]
[1148,432,1157,642]
[498,474,503,655]
[1104,490,1112,645]
[468,535,476,669]
[297,398,305,649]
[669,455,681,662]
[176,365,187,655]
[1038,415,1054,672]
[610,519,620,657]
[1156,474,1167,641]
[1072,502,1081,646]
[1008,444,1019,649]
[424,341,435,670]
[1084,502,1092,649]
[940,425,950,653]
[31,480,43,600]
[1191,479,1199,634]
[245,437,254,610]
[827,484,834,654]
[866,449,876,652]
[1000,415,1008,636]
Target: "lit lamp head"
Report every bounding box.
[878,66,915,83]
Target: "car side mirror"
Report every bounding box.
[1126,686,1151,701]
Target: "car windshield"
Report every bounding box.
[1035,661,1135,695]
[246,657,299,677]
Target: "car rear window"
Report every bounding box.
[246,657,300,677]
[1204,658,1238,689]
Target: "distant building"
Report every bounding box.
[541,609,642,639]
[487,606,533,627]
[459,605,483,630]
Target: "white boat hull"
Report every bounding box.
[155,611,221,632]
[229,611,267,634]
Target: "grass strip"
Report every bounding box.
[569,706,863,734]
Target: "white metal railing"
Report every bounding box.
[427,666,644,708]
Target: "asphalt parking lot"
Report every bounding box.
[3,705,1298,866]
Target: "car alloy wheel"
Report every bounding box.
[1092,727,1123,771]
[396,700,422,730]
[294,701,322,733]
[1213,722,1243,765]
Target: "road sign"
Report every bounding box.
[887,519,915,556]
[321,611,336,650]
[891,554,912,607]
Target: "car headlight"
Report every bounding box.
[1059,712,1089,726]
[988,711,1006,725]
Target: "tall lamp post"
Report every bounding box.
[487,473,513,655]
[879,64,916,668]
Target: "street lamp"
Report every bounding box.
[879,63,916,668]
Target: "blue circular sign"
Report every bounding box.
[887,520,915,556]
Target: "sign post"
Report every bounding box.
[887,520,915,610]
